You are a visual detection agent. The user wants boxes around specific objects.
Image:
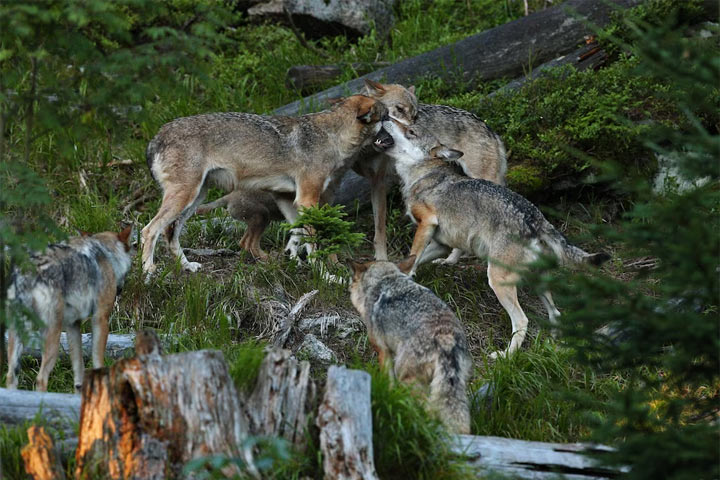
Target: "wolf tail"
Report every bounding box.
[430,340,471,434]
[540,221,610,266]
[145,137,162,183]
[496,135,508,185]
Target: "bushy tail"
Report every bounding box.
[496,135,508,185]
[195,194,231,216]
[540,221,610,266]
[430,343,471,434]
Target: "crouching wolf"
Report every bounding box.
[373,121,609,358]
[6,226,135,392]
[141,95,387,275]
[350,257,472,434]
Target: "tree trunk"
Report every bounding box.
[74,349,249,479]
[316,365,379,480]
[273,0,643,116]
[21,426,66,480]
[243,348,316,447]
[286,63,390,92]
[451,434,628,479]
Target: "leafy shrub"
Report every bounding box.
[286,204,364,260]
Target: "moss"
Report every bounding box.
[506,164,546,195]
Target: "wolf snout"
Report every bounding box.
[373,126,394,152]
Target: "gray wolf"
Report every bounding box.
[194,81,507,264]
[350,257,472,433]
[373,120,609,358]
[362,79,507,263]
[6,226,135,392]
[141,95,387,275]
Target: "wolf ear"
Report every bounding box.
[433,146,464,161]
[407,85,416,95]
[118,225,134,246]
[356,99,376,124]
[349,260,370,276]
[77,229,91,237]
[363,79,386,97]
[396,255,416,274]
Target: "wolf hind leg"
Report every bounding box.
[538,290,561,338]
[35,298,63,392]
[165,183,208,272]
[141,179,204,277]
[6,325,23,389]
[487,263,528,359]
[66,321,84,393]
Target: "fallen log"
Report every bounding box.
[452,434,627,479]
[273,0,642,116]
[243,348,316,447]
[286,62,390,92]
[21,426,66,480]
[74,346,251,479]
[316,365,379,480]
[0,387,81,430]
[4,332,136,362]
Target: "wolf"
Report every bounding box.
[361,79,507,264]
[373,120,609,358]
[141,95,387,275]
[349,257,472,434]
[6,226,135,392]
[194,81,506,264]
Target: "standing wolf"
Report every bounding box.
[6,226,135,392]
[373,121,609,357]
[194,81,506,263]
[141,95,387,275]
[350,257,472,434]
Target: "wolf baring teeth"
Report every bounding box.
[374,120,610,358]
[5,227,135,392]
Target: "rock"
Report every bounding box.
[248,0,396,40]
[653,152,710,195]
[298,334,337,363]
[299,313,363,339]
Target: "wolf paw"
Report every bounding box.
[183,261,202,272]
[432,257,457,265]
[489,350,507,360]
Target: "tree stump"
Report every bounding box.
[21,426,66,480]
[243,349,316,448]
[316,365,378,480]
[74,348,249,479]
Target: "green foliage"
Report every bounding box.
[524,12,720,480]
[227,340,266,394]
[286,204,364,260]
[184,435,291,479]
[474,57,682,195]
[366,364,473,480]
[470,338,617,441]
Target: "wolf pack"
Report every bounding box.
[5,79,608,435]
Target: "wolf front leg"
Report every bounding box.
[368,159,389,261]
[408,206,439,277]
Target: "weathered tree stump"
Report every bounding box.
[74,348,249,479]
[243,348,316,447]
[316,365,378,480]
[21,426,66,480]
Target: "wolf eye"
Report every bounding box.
[407,128,417,138]
[396,106,405,114]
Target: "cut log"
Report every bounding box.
[74,348,251,479]
[451,434,628,479]
[286,62,390,92]
[316,365,379,480]
[243,348,316,447]
[21,426,66,480]
[0,387,81,430]
[273,0,646,116]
